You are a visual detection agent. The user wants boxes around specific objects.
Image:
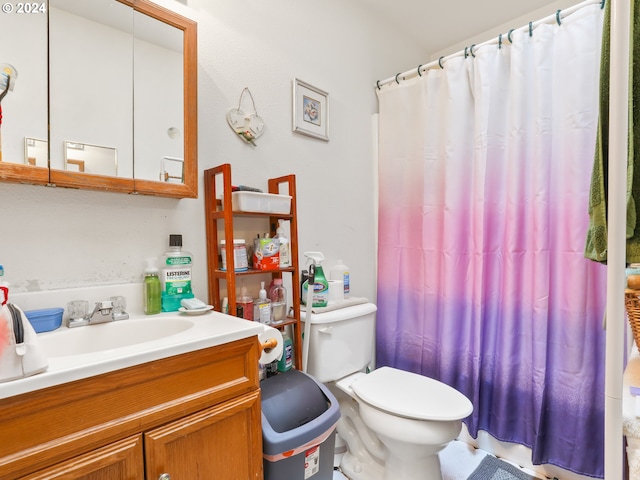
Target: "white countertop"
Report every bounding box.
[0,310,263,400]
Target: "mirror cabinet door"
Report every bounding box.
[0,0,196,197]
[133,10,184,184]
[0,4,49,183]
[132,0,197,198]
[49,0,135,192]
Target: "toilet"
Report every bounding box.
[303,303,473,480]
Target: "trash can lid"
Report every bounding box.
[261,369,340,455]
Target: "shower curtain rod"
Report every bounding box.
[375,0,603,89]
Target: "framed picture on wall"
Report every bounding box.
[292,78,329,141]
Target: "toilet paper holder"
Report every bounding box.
[261,337,278,352]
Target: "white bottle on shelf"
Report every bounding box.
[275,221,290,268]
[254,281,272,324]
[330,260,350,298]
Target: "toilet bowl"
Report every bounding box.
[303,303,473,480]
[348,366,472,479]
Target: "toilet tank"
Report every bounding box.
[302,303,377,383]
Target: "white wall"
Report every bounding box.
[0,0,425,303]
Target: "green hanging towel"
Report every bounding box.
[585,0,640,263]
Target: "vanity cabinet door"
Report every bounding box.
[144,390,263,480]
[19,436,144,480]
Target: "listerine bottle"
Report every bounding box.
[161,234,194,311]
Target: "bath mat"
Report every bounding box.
[467,455,537,480]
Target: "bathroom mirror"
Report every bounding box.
[0,0,198,198]
[49,0,134,191]
[133,10,183,183]
[0,5,49,183]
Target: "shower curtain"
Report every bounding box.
[376,4,607,478]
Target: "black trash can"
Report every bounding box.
[261,369,341,480]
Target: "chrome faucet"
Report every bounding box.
[68,300,129,328]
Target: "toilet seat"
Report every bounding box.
[351,366,473,421]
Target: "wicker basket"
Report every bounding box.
[625,289,640,348]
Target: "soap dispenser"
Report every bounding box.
[269,278,287,324]
[254,281,271,325]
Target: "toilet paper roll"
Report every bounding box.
[258,325,283,365]
[328,279,344,305]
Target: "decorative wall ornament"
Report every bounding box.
[227,87,265,146]
[292,78,329,141]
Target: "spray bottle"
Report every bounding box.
[301,252,329,308]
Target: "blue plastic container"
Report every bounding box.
[24,308,64,333]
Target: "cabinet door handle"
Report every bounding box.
[158,474,171,480]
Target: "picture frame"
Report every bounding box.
[292,78,329,141]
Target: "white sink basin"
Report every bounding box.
[38,317,196,357]
[2,284,267,401]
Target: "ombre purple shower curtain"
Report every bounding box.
[376,5,607,478]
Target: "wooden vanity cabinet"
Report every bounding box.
[0,337,263,480]
[19,436,144,480]
[145,390,261,480]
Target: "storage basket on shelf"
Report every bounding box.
[625,288,640,348]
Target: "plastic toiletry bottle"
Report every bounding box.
[0,264,8,305]
[254,281,271,324]
[237,283,254,321]
[275,221,290,268]
[221,297,229,315]
[144,258,162,315]
[269,278,287,323]
[161,234,195,312]
[277,330,293,372]
[301,252,329,307]
[330,260,350,298]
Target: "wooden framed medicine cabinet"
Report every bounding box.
[0,0,198,199]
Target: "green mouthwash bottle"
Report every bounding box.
[161,234,194,312]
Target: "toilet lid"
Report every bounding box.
[351,367,473,421]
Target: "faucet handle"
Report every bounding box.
[98,300,113,310]
[67,300,89,320]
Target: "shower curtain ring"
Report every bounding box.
[529,22,533,37]
[417,64,423,76]
[439,56,444,69]
[601,0,605,9]
[464,46,468,58]
[508,29,515,43]
[498,34,503,49]
[470,44,476,57]
[395,73,401,84]
[556,9,562,25]
[376,80,381,90]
